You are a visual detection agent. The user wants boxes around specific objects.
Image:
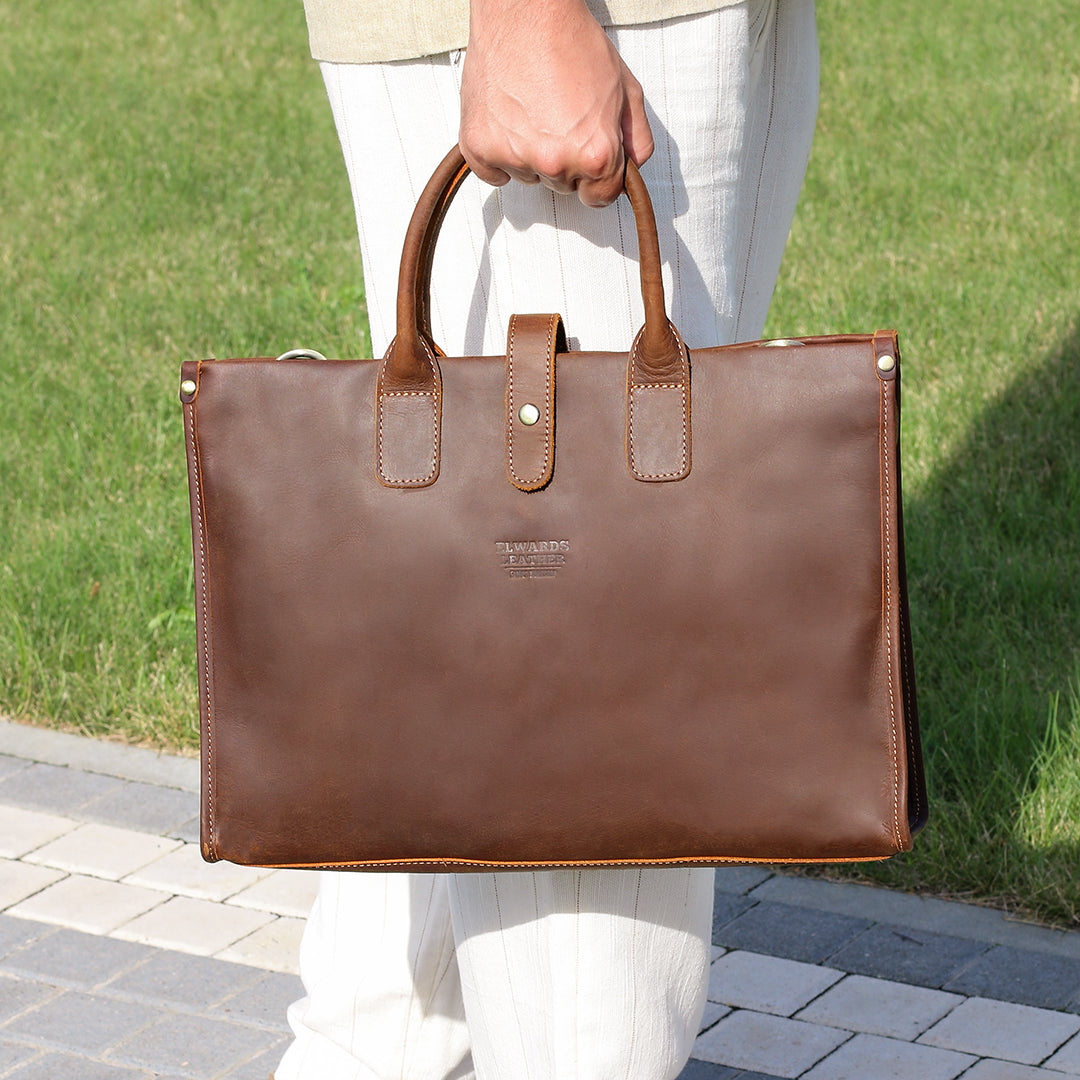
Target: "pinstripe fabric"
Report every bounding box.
[277,4,817,1077]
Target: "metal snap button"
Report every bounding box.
[518,403,541,426]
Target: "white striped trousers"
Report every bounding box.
[277,3,817,1077]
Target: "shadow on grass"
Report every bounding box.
[835,319,1080,923]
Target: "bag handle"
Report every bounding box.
[376,145,690,488]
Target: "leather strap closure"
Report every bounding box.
[506,314,564,491]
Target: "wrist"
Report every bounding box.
[468,0,594,45]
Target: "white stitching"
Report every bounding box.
[880,370,903,850]
[290,853,897,870]
[627,327,689,480]
[377,338,439,485]
[186,378,215,860]
[507,315,555,489]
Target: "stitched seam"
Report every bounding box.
[887,358,923,827]
[377,339,439,485]
[627,332,689,480]
[880,375,902,850]
[290,853,897,870]
[507,317,554,488]
[880,336,922,827]
[186,384,216,860]
[506,317,517,483]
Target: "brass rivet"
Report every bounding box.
[518,403,540,426]
[876,353,896,374]
[180,379,197,395]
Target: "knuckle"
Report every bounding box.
[577,139,619,180]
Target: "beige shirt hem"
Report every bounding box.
[303,0,740,63]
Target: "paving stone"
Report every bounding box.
[216,916,303,973]
[79,781,198,835]
[0,915,54,957]
[958,1062,1073,1079]
[677,1059,742,1079]
[730,1075,802,1080]
[3,927,151,989]
[227,869,318,918]
[109,1011,281,1077]
[219,1036,290,1079]
[9,874,168,934]
[918,996,1080,1065]
[943,944,1080,1010]
[113,896,274,957]
[169,816,201,844]
[0,974,58,1022]
[799,1032,974,1079]
[826,923,989,988]
[716,901,871,965]
[693,1010,851,1077]
[0,755,29,781]
[708,951,842,1016]
[24,822,181,881]
[106,948,265,1011]
[0,1039,41,1072]
[700,1002,730,1032]
[0,806,78,858]
[712,893,757,942]
[1045,1029,1080,1075]
[0,860,66,911]
[714,867,774,895]
[726,1074,791,1080]
[3,989,159,1055]
[795,973,963,1041]
[123,843,269,903]
[0,764,124,815]
[4,1052,154,1078]
[216,972,303,1032]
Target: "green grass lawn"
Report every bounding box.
[2,0,1079,923]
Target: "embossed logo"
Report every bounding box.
[496,539,570,579]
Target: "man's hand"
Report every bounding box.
[459,0,654,208]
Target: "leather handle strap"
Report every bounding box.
[377,145,690,488]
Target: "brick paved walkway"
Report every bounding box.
[2,718,1080,1079]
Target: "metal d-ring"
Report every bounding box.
[274,348,328,362]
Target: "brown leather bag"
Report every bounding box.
[181,146,926,871]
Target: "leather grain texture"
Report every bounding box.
[181,148,926,871]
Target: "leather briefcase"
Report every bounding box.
[180,146,926,871]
